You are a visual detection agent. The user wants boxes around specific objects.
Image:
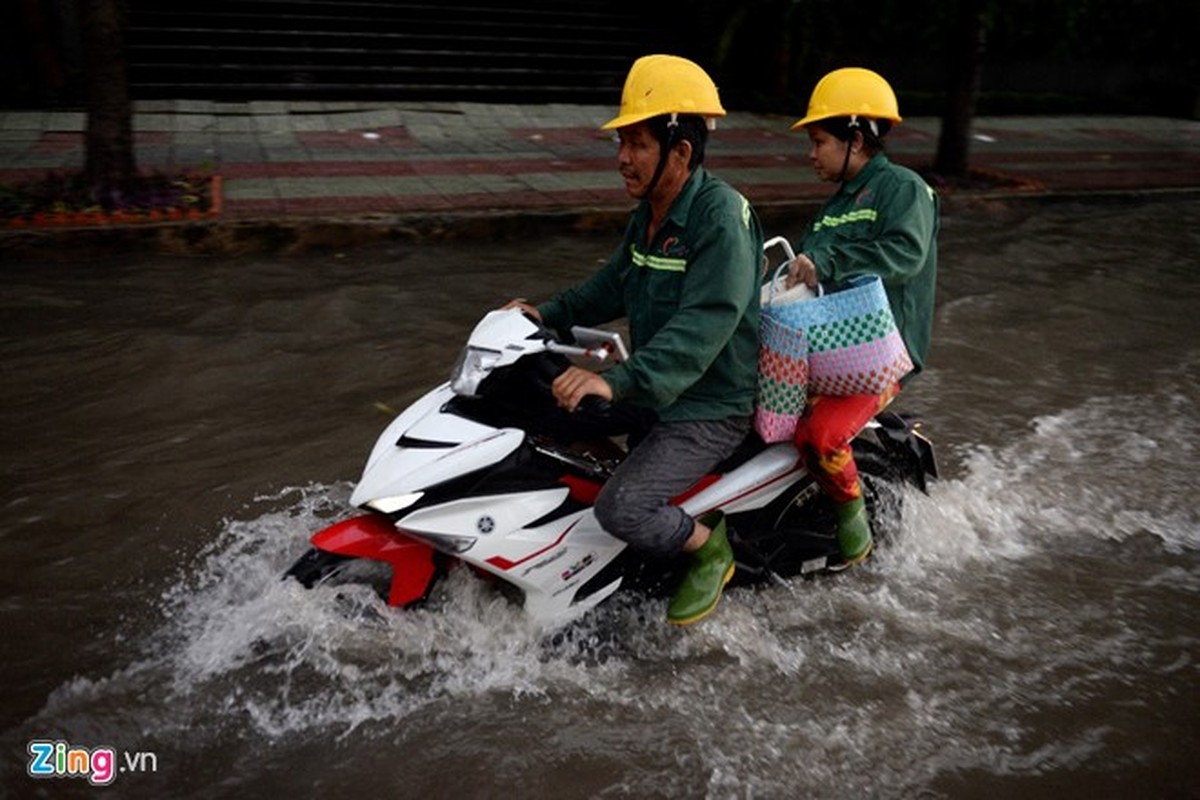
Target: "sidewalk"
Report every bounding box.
[2,100,1199,249]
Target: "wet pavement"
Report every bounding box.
[1,100,1199,256]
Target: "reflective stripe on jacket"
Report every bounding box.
[803,153,939,373]
[539,167,763,421]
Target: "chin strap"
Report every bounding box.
[643,113,681,199]
[837,116,859,183]
[838,115,880,183]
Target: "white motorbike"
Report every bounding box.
[285,246,937,625]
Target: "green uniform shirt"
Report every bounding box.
[803,153,939,373]
[539,166,763,422]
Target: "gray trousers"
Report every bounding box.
[593,416,751,556]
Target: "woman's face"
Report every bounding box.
[806,126,850,183]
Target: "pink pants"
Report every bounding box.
[792,383,900,504]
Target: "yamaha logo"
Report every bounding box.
[476,515,496,534]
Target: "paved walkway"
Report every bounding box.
[2,100,1199,227]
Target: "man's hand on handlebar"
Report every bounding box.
[501,298,542,321]
[552,366,613,413]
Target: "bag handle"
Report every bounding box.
[763,235,796,263]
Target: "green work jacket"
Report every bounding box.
[802,153,939,373]
[539,167,763,422]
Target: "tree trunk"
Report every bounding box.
[80,0,134,204]
[934,0,988,178]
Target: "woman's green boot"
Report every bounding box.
[833,495,873,568]
[667,512,735,626]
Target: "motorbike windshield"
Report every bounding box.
[450,346,502,397]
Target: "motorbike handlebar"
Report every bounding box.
[528,349,614,420]
[576,394,613,417]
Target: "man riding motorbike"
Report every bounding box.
[505,54,763,626]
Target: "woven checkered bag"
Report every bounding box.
[770,274,913,396]
[753,311,809,443]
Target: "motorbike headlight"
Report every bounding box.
[450,346,502,397]
[365,491,424,515]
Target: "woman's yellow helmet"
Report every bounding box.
[791,67,902,130]
[602,54,726,131]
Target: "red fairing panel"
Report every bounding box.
[311,514,438,607]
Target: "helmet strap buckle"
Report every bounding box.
[849,114,879,138]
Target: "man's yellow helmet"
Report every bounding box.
[602,54,726,131]
[791,67,902,130]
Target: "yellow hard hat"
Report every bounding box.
[791,67,902,130]
[601,54,726,131]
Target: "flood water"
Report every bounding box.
[1,197,1197,799]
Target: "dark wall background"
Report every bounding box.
[656,0,1198,118]
[3,0,1197,118]
[2,0,81,107]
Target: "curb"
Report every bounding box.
[2,187,1198,262]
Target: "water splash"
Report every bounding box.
[918,388,1199,558]
[11,391,1197,798]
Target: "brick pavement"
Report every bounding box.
[1,100,1198,238]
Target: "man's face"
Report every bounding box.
[615,122,662,199]
[806,126,848,183]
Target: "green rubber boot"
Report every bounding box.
[833,495,873,568]
[667,512,735,626]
